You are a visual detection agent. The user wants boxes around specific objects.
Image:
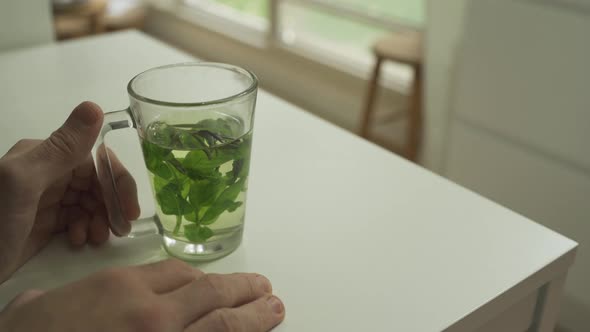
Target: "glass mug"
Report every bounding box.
[93,63,257,261]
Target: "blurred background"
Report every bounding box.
[0,0,588,331]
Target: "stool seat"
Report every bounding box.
[374,32,422,65]
[104,0,147,30]
[53,0,107,16]
[53,0,107,40]
[54,16,92,38]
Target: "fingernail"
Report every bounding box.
[267,296,284,314]
[257,275,272,293]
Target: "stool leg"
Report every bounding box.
[406,65,423,162]
[360,56,383,138]
[91,11,105,34]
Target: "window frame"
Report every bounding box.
[177,0,423,90]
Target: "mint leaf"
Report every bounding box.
[153,174,169,192]
[198,149,236,168]
[193,118,238,138]
[184,224,214,243]
[142,140,174,180]
[152,162,173,180]
[166,158,187,175]
[227,201,243,212]
[178,131,204,149]
[189,178,224,207]
[184,211,198,223]
[156,184,192,215]
[200,178,246,224]
[218,177,246,202]
[149,122,175,147]
[144,120,252,237]
[142,138,171,160]
[182,150,207,170]
[183,149,235,180]
[155,175,190,199]
[201,200,243,225]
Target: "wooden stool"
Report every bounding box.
[360,32,423,161]
[53,0,107,40]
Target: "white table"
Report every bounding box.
[0,31,577,332]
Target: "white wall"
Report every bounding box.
[0,2,54,52]
[427,0,590,331]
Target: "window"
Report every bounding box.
[182,0,424,84]
[207,0,269,19]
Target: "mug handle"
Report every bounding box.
[92,108,158,237]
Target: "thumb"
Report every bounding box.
[27,102,104,187]
[3,289,45,311]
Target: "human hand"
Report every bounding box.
[0,259,285,331]
[0,102,140,283]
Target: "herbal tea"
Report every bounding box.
[141,116,252,246]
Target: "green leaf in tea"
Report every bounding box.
[142,140,178,179]
[147,122,175,147]
[183,149,235,180]
[184,224,214,243]
[193,118,239,138]
[176,131,198,148]
[201,200,243,225]
[189,178,224,207]
[200,178,246,224]
[156,183,193,216]
[142,118,251,241]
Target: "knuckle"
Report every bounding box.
[128,302,168,332]
[46,128,79,158]
[244,275,258,298]
[211,308,242,332]
[201,274,228,301]
[254,310,266,331]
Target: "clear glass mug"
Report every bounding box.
[93,63,257,261]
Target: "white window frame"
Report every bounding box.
[177,0,423,90]
[180,0,269,47]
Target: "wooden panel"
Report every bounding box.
[453,0,590,171]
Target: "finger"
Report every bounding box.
[79,191,99,213]
[87,209,110,245]
[135,259,204,294]
[61,188,79,206]
[186,295,285,332]
[3,289,45,311]
[25,102,103,188]
[166,273,272,325]
[107,150,140,220]
[70,154,95,191]
[66,207,90,247]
